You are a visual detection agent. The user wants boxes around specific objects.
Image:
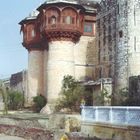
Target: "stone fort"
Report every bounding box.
[19,0,140,106]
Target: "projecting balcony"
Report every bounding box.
[22,34,42,50]
[44,23,82,33]
[41,23,82,42]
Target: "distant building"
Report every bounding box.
[1,78,10,89]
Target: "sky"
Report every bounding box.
[0,0,45,79]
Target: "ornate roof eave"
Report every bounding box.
[45,0,78,5]
[85,9,97,14]
[19,10,39,25]
[37,0,85,12]
[19,17,37,25]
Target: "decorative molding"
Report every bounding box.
[45,30,81,43]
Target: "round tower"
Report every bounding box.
[19,11,44,104]
[38,1,85,105]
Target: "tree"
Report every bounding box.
[56,75,89,112]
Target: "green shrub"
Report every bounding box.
[94,88,111,106]
[8,91,24,110]
[33,95,46,112]
[55,75,90,112]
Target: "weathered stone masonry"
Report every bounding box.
[97,0,140,90]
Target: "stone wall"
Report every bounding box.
[115,0,129,89]
[75,36,98,81]
[43,49,48,98]
[28,50,44,103]
[97,0,140,91]
[127,0,140,77]
[10,70,27,95]
[81,123,140,140]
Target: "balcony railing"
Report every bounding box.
[81,106,140,126]
[43,23,82,33]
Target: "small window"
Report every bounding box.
[84,23,93,33]
[48,16,56,24]
[66,16,71,24]
[31,29,35,38]
[63,16,75,24]
[51,16,56,24]
[119,30,123,38]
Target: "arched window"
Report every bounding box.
[66,16,71,24]
[64,16,75,24]
[49,16,56,24]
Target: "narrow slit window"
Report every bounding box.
[119,30,123,38]
[31,29,35,37]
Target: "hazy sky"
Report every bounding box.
[0,0,44,79]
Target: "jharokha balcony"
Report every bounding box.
[38,5,85,42]
[42,22,83,42]
[20,1,96,50]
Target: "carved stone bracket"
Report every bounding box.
[45,30,81,43]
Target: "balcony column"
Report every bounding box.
[59,9,63,24]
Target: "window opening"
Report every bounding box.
[84,23,93,33]
[51,16,56,24]
[31,29,35,37]
[66,16,71,24]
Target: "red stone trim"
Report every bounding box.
[22,41,46,51]
[45,30,81,43]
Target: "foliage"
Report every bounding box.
[113,87,140,106]
[112,87,128,106]
[33,95,46,112]
[94,88,111,106]
[8,91,24,110]
[119,87,140,106]
[0,86,8,115]
[55,75,90,112]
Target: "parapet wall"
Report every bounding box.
[81,106,140,140]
